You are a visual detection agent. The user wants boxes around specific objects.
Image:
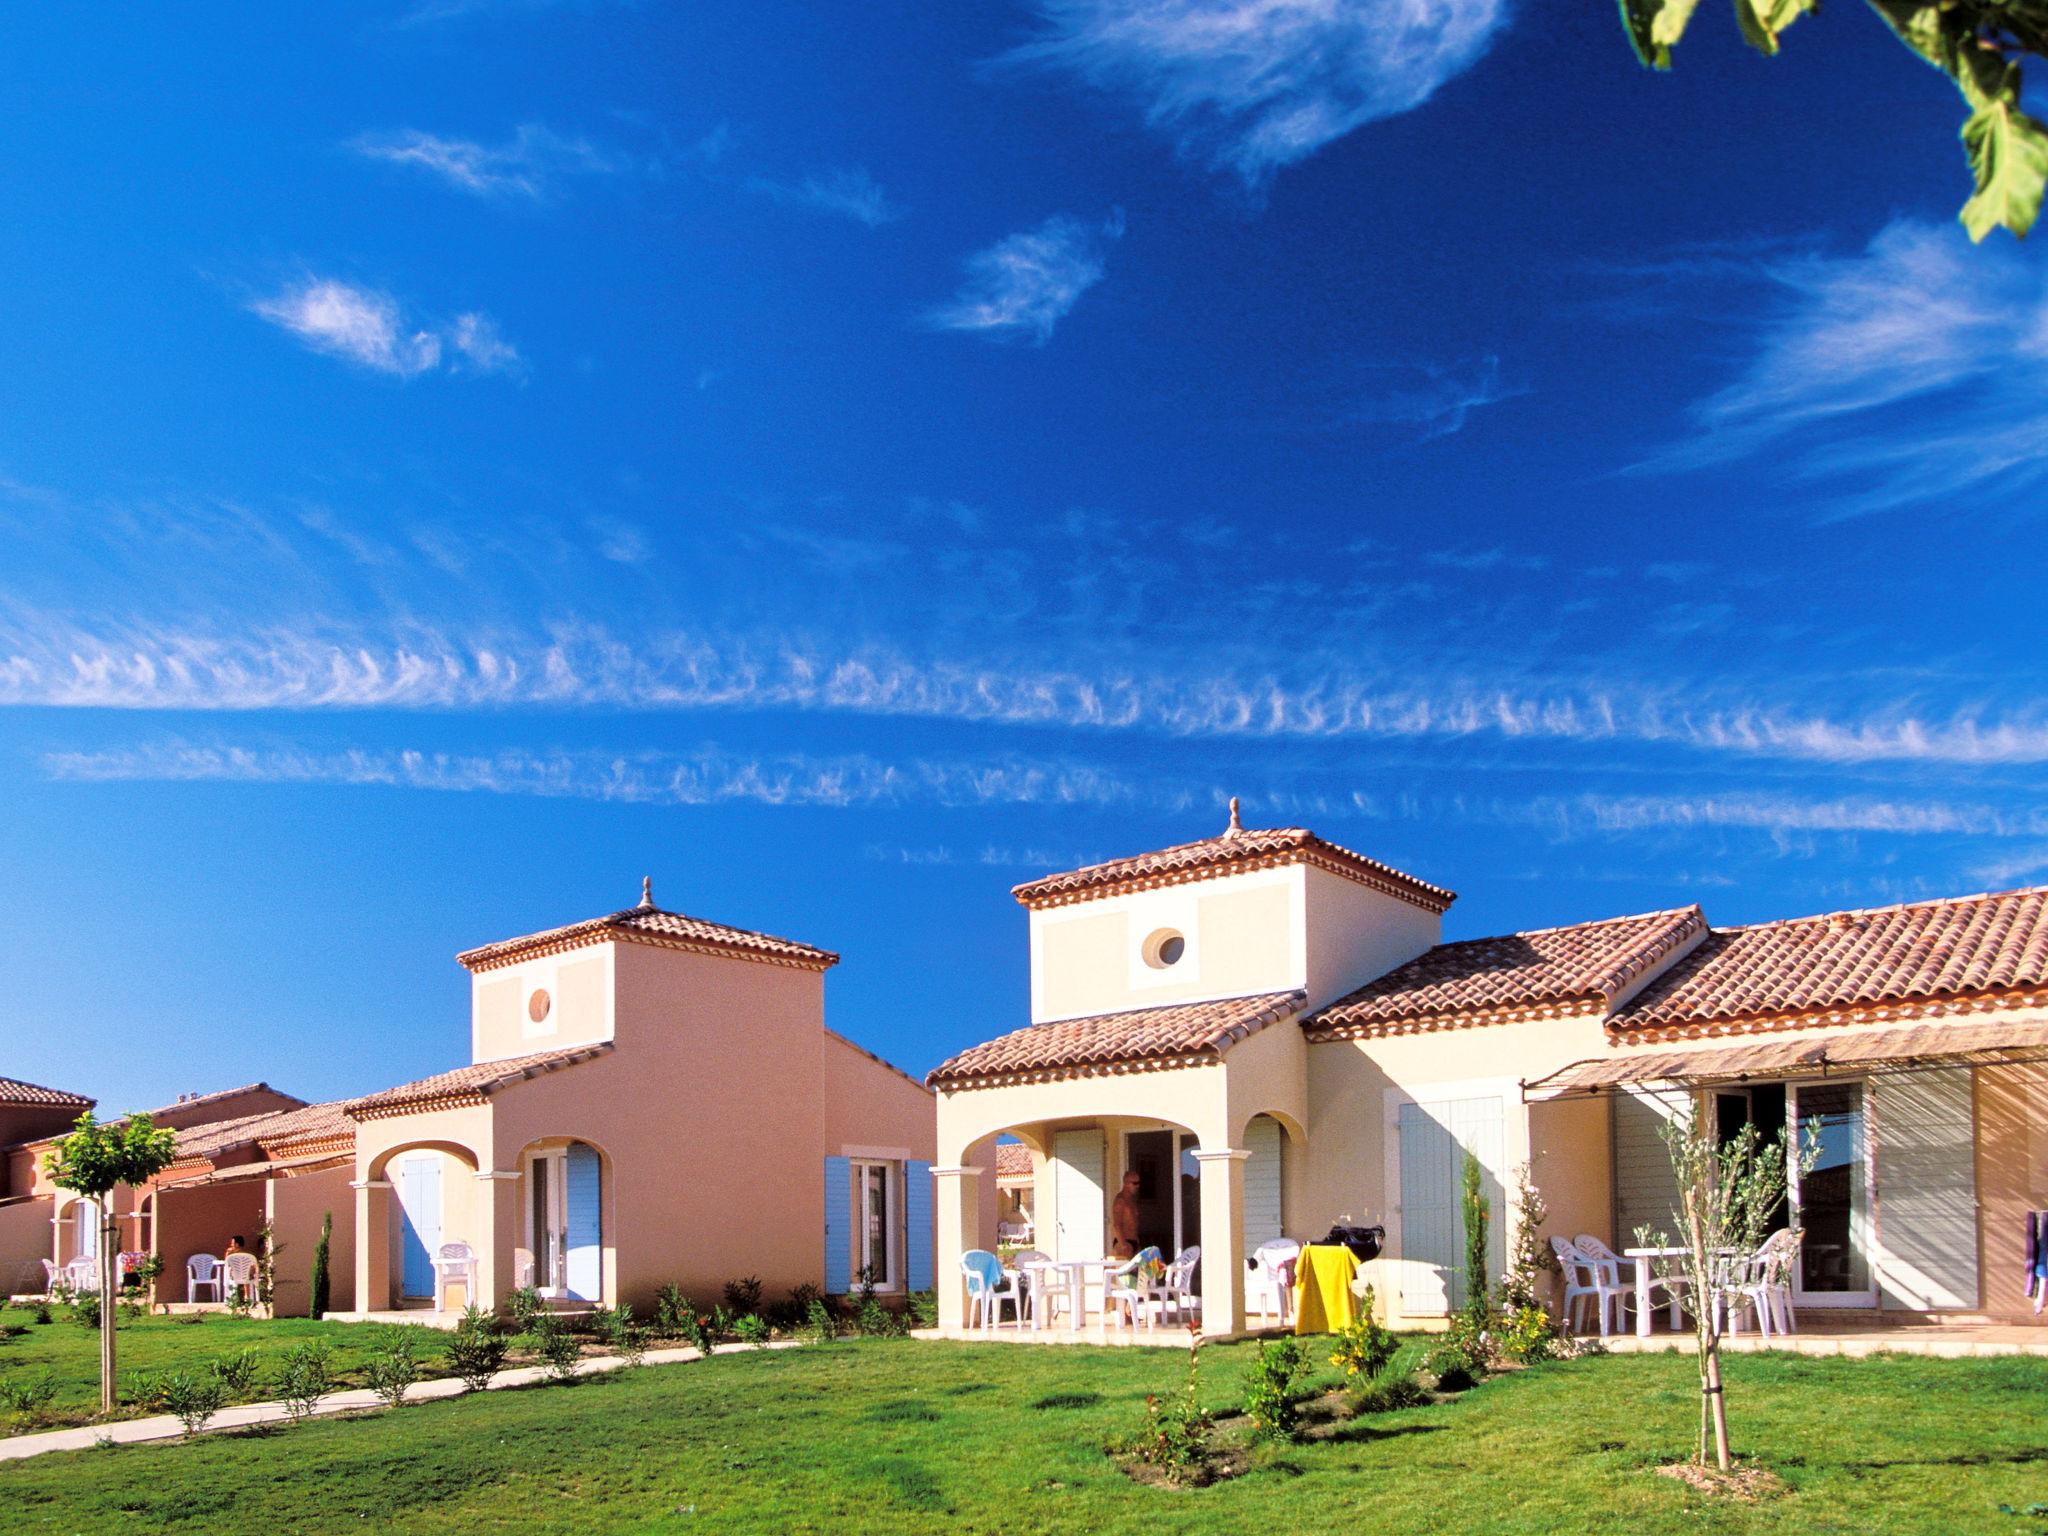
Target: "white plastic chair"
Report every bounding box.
[1552,1236,1630,1338]
[1578,1232,1683,1330]
[1716,1233,1800,1340]
[38,1258,60,1297]
[221,1252,260,1306]
[1757,1228,1801,1335]
[960,1249,1022,1332]
[434,1241,478,1312]
[65,1256,97,1294]
[187,1254,223,1303]
[1249,1239,1301,1326]
[1010,1248,1057,1328]
[1161,1245,1202,1324]
[1105,1247,1166,1332]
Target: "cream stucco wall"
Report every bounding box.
[1299,864,1443,1012]
[473,947,616,1062]
[267,1164,355,1317]
[1029,867,1304,1023]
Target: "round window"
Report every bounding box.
[1142,929,1187,970]
[527,988,552,1023]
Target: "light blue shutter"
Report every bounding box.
[1398,1103,1456,1313]
[398,1158,441,1299]
[565,1143,603,1302]
[823,1156,851,1295]
[904,1160,934,1292]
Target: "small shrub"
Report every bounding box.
[907,1290,938,1329]
[447,1307,510,1393]
[0,1371,58,1426]
[309,1212,333,1319]
[1242,1335,1308,1442]
[721,1275,764,1315]
[615,1322,649,1368]
[29,1302,52,1326]
[365,1330,421,1408]
[592,1303,636,1350]
[160,1371,226,1437]
[209,1347,262,1398]
[710,1303,736,1341]
[654,1283,689,1337]
[1328,1290,1398,1384]
[772,1282,822,1329]
[274,1341,333,1423]
[734,1313,770,1349]
[1350,1372,1429,1415]
[71,1292,101,1330]
[1421,1344,1480,1393]
[1108,1328,1213,1486]
[803,1297,838,1345]
[532,1316,585,1384]
[679,1303,718,1355]
[1497,1303,1560,1364]
[504,1285,544,1333]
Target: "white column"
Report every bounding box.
[1193,1148,1250,1340]
[931,1165,985,1331]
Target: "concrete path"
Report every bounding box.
[0,1339,805,1463]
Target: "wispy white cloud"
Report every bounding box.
[248,279,521,379]
[1341,355,1522,438]
[926,212,1123,344]
[1001,0,1506,182]
[350,124,621,200]
[9,612,2048,766]
[748,167,903,228]
[41,739,1166,813]
[1643,220,2048,517]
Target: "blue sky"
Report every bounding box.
[3,2,2046,1115]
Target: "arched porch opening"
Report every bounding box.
[366,1140,482,1308]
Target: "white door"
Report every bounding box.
[1051,1130,1105,1263]
[1790,1082,1877,1308]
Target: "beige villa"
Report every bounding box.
[335,880,939,1319]
[928,804,2048,1340]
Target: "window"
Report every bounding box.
[1142,928,1187,969]
[853,1160,896,1291]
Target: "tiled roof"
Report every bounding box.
[171,1101,356,1163]
[1615,885,2048,1033]
[133,1083,294,1122]
[929,990,1308,1087]
[344,1045,613,1119]
[995,1143,1032,1178]
[1011,806,1454,914]
[457,888,837,973]
[1304,907,1707,1039]
[0,1076,92,1110]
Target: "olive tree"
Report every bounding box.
[43,1111,178,1412]
[1619,0,2048,239]
[1654,1106,1817,1470]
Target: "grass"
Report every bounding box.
[0,1303,448,1431]
[4,1334,2048,1533]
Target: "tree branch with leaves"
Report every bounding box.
[1619,0,2048,238]
[43,1111,178,1413]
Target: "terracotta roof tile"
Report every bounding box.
[0,1076,92,1110]
[457,895,836,973]
[171,1101,356,1163]
[1304,907,1706,1038]
[344,1045,613,1119]
[929,990,1307,1087]
[995,1143,1032,1178]
[1011,811,1454,914]
[1615,885,2048,1032]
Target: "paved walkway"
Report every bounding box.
[0,1339,804,1463]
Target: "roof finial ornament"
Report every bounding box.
[1225,796,1242,837]
[639,875,655,909]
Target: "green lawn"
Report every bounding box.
[6,1334,2048,1534]
[0,1303,448,1431]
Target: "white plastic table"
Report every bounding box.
[1621,1246,1729,1337]
[1019,1258,1117,1333]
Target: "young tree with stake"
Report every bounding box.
[43,1111,178,1413]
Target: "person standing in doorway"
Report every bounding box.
[1110,1170,1141,1259]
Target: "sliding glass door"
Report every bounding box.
[1789,1082,1875,1307]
